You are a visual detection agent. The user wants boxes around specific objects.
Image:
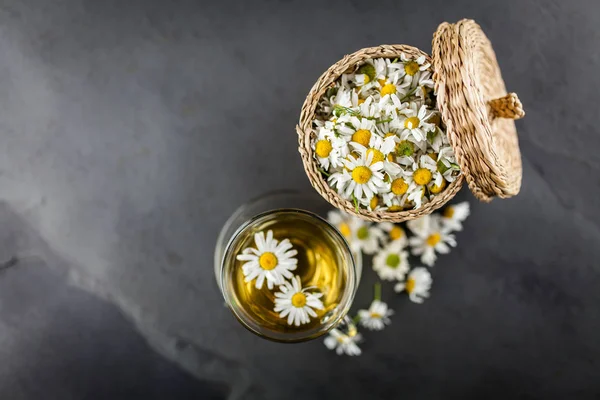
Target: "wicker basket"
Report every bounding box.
[296,19,525,222]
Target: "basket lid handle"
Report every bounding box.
[488,92,525,120]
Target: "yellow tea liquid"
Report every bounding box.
[222,210,353,340]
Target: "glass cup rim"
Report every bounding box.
[220,207,358,343]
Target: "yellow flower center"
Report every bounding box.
[366,148,385,164]
[387,153,395,162]
[339,222,352,238]
[388,205,404,212]
[443,206,455,219]
[357,98,365,105]
[291,292,307,308]
[356,226,369,240]
[430,179,447,194]
[391,178,408,195]
[404,116,421,130]
[377,79,386,87]
[404,61,420,76]
[352,166,372,184]
[351,129,371,146]
[348,326,358,337]
[259,252,278,270]
[426,233,441,247]
[369,196,379,210]
[315,139,332,158]
[413,168,433,185]
[389,226,405,241]
[385,254,400,268]
[380,83,397,96]
[370,312,382,319]
[405,278,416,293]
[363,74,370,84]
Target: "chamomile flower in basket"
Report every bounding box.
[297,19,525,223]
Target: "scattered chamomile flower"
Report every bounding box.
[372,240,410,281]
[408,215,456,267]
[273,275,324,327]
[441,201,470,232]
[358,300,394,331]
[327,210,355,241]
[236,230,298,290]
[379,222,408,246]
[395,267,432,304]
[348,217,385,255]
[324,328,362,356]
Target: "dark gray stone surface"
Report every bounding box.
[0,0,599,399]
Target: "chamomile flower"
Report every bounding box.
[394,267,432,304]
[377,72,411,100]
[358,300,394,331]
[372,240,410,281]
[350,135,401,177]
[324,328,362,356]
[329,152,387,204]
[348,218,385,255]
[412,154,442,188]
[441,201,470,232]
[314,128,348,170]
[273,276,324,326]
[314,57,460,212]
[437,146,460,182]
[381,192,411,212]
[396,102,435,143]
[379,222,408,246]
[398,54,431,87]
[236,230,298,290]
[327,210,356,241]
[338,117,376,146]
[408,215,456,266]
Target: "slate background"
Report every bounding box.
[0,0,599,399]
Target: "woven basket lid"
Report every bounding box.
[431,19,525,202]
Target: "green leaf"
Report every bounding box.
[357,64,376,82]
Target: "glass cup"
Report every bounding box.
[214,191,362,343]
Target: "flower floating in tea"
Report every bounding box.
[273,276,324,327]
[313,55,461,211]
[236,231,328,327]
[236,230,298,290]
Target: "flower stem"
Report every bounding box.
[400,87,418,102]
[352,314,361,325]
[374,282,382,301]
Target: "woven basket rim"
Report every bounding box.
[297,44,464,223]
